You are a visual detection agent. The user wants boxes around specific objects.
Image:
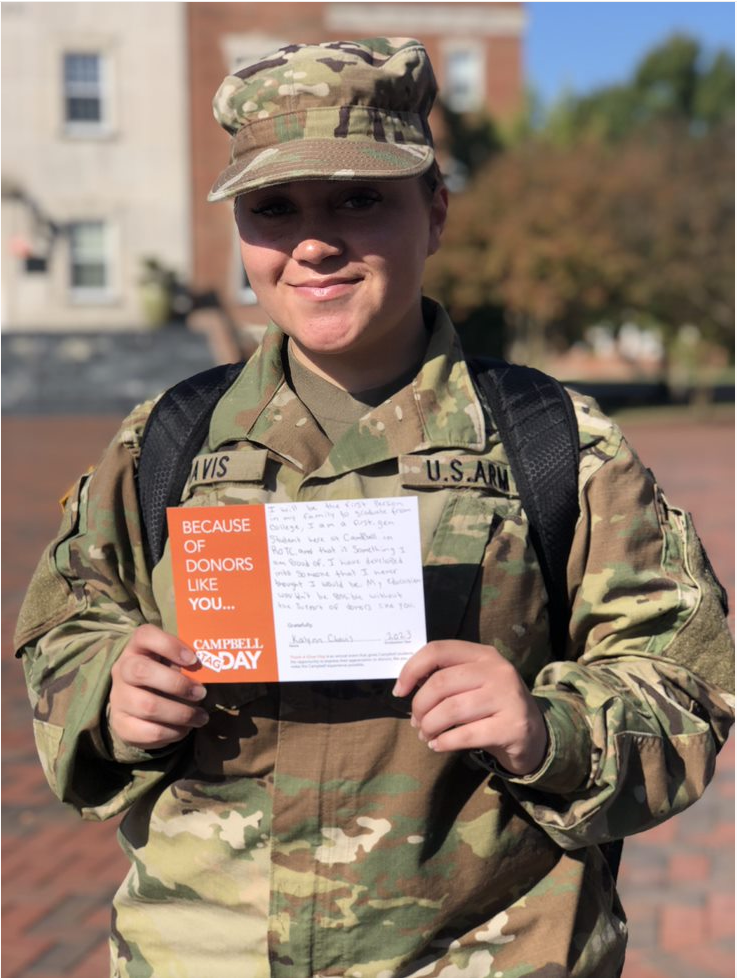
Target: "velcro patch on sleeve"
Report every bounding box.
[186,450,268,489]
[399,455,517,496]
[59,466,94,511]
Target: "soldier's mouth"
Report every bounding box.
[290,277,362,301]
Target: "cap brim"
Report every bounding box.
[207,140,434,201]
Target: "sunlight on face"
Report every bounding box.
[235,178,447,388]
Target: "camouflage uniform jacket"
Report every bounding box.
[16,302,735,978]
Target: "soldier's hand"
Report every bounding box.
[109,624,209,750]
[393,640,548,776]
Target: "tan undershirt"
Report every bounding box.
[286,342,419,444]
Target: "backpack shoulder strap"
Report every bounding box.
[137,361,244,566]
[468,357,580,661]
[469,359,624,882]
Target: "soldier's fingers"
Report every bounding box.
[116,654,206,702]
[412,679,492,736]
[393,641,456,698]
[393,640,504,699]
[422,715,502,755]
[411,653,521,725]
[117,687,209,731]
[113,717,199,751]
[123,624,196,669]
[420,702,549,776]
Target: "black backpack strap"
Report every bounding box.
[469,357,624,882]
[469,357,580,661]
[137,361,244,566]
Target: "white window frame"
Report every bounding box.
[62,50,109,136]
[442,42,486,114]
[68,219,116,304]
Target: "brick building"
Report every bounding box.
[1,2,190,331]
[187,2,527,342]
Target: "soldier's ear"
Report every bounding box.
[427,185,448,257]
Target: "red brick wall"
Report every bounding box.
[485,35,524,119]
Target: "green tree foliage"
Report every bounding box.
[544,34,734,144]
[694,50,736,127]
[435,99,504,186]
[425,34,734,363]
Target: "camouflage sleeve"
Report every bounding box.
[495,403,735,850]
[14,399,183,821]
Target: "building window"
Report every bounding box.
[63,52,105,129]
[444,45,484,113]
[69,220,110,300]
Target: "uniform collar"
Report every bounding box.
[208,299,487,475]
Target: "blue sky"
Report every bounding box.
[526,2,735,106]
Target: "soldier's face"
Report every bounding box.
[236,177,447,386]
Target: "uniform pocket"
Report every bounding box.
[423,493,503,642]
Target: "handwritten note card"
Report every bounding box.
[167,498,426,683]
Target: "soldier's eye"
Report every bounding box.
[342,191,382,210]
[250,198,295,217]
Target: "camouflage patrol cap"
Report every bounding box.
[208,37,437,201]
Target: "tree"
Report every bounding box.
[694,51,736,129]
[542,34,734,145]
[423,33,734,364]
[424,124,734,363]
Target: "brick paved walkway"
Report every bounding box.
[2,412,733,978]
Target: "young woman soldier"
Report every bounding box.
[17,37,733,978]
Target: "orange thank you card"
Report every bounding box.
[167,506,278,682]
[167,499,427,684]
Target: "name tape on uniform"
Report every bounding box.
[186,451,268,490]
[400,455,517,495]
